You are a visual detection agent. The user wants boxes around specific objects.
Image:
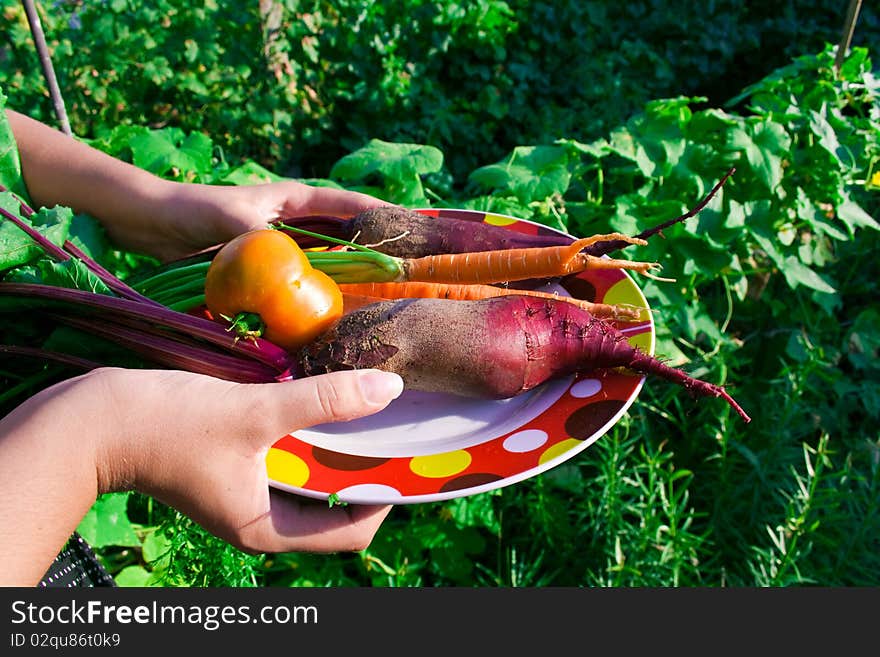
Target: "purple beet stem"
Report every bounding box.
[0,343,102,372]
[53,313,282,383]
[0,282,294,372]
[0,200,154,304]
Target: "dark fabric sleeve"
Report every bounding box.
[38,532,116,587]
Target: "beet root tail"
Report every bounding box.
[628,350,751,423]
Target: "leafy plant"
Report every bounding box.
[4,1,878,180]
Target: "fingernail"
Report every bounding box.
[359,371,404,405]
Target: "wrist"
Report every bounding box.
[0,374,104,584]
[146,181,261,260]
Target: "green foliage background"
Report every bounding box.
[1,0,878,587]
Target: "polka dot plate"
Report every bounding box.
[266,209,655,504]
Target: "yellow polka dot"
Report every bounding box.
[410,450,472,478]
[483,213,519,226]
[603,278,649,308]
[266,448,310,487]
[538,438,582,465]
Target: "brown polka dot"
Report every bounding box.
[438,209,476,221]
[311,447,390,471]
[561,276,597,302]
[439,473,503,493]
[564,399,626,439]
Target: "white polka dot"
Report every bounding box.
[503,429,549,453]
[333,484,403,503]
[569,378,603,398]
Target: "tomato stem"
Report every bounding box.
[222,311,266,343]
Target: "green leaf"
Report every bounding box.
[785,332,811,363]
[693,190,742,246]
[650,322,690,367]
[838,46,870,82]
[141,527,172,565]
[0,200,73,274]
[67,213,110,262]
[846,308,880,371]
[795,188,849,240]
[627,97,693,174]
[687,108,740,139]
[608,195,684,239]
[330,140,443,205]
[447,492,501,534]
[724,199,747,230]
[0,90,29,201]
[607,127,640,163]
[128,128,214,179]
[113,565,157,587]
[468,145,570,203]
[781,255,836,293]
[676,235,736,276]
[556,137,609,159]
[808,109,842,160]
[41,325,138,367]
[330,139,443,182]
[76,493,140,548]
[39,258,113,293]
[32,206,73,247]
[221,161,286,186]
[748,223,786,268]
[85,125,152,159]
[728,120,791,192]
[836,198,879,233]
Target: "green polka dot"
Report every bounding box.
[410,450,472,478]
[266,448,310,487]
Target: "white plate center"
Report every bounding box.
[294,376,573,458]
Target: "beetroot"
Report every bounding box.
[278,168,736,258]
[298,295,750,422]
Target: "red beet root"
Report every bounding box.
[298,295,751,423]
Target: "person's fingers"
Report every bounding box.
[229,369,404,449]
[293,184,392,217]
[90,368,403,554]
[237,494,393,553]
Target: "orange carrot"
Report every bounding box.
[339,281,644,321]
[342,293,385,314]
[399,233,658,284]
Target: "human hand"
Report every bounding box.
[0,366,403,585]
[7,109,390,263]
[147,179,390,261]
[97,366,403,552]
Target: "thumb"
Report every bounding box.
[235,369,404,446]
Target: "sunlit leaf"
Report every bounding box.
[76,493,140,549]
